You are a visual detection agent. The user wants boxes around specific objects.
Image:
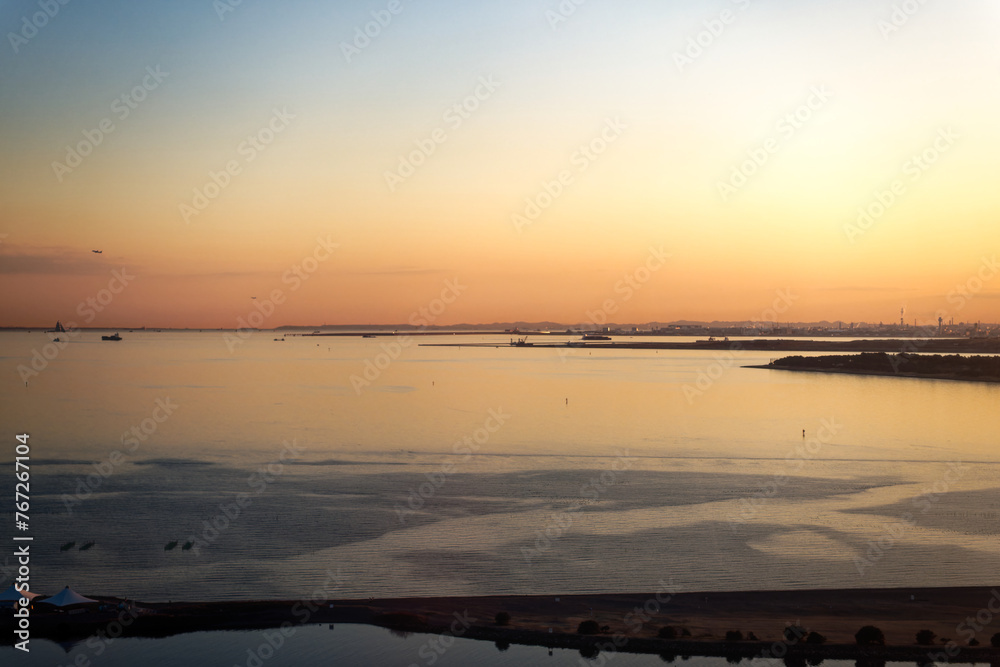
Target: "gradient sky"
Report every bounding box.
[2,0,999,327]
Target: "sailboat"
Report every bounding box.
[46,321,66,333]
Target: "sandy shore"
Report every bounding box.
[7,586,1000,660]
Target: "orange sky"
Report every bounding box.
[2,1,999,328]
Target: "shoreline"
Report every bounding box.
[748,352,1000,384]
[746,364,1000,384]
[422,338,1000,353]
[6,586,1000,661]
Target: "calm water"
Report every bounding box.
[1,331,998,605]
[0,624,934,667]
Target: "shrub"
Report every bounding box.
[968,638,979,646]
[658,626,677,639]
[578,620,601,635]
[991,632,1000,648]
[916,629,936,645]
[784,625,807,642]
[805,632,826,645]
[747,632,759,641]
[494,611,510,626]
[855,625,885,646]
[726,630,744,641]
[495,639,510,652]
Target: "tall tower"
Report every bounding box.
[900,306,905,328]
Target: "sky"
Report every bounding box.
[1,0,999,328]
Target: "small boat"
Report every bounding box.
[102,332,122,341]
[362,334,376,338]
[581,334,611,341]
[510,336,533,347]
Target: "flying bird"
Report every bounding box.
[92,250,103,254]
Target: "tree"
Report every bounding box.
[916,630,936,645]
[578,620,601,635]
[494,611,510,626]
[855,626,885,646]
